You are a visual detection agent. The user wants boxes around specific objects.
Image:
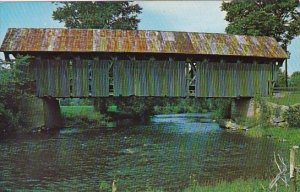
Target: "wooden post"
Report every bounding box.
[290,145,299,192]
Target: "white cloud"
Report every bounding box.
[138,1,228,33]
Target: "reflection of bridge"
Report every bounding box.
[0,28,287,129]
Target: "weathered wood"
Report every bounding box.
[290,145,299,192]
[33,55,277,98]
[91,58,110,96]
[113,58,186,97]
[195,60,274,97]
[72,57,89,97]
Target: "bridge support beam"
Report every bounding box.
[232,98,256,118]
[19,96,62,133]
[43,97,63,129]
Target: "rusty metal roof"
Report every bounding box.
[0,28,287,59]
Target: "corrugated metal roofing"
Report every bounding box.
[0,28,287,59]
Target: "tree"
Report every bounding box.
[52,1,142,29]
[0,55,32,134]
[290,71,300,87]
[221,0,300,50]
[275,69,287,87]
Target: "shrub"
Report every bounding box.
[284,104,300,128]
[211,98,232,120]
[0,55,33,134]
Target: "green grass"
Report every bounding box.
[145,178,296,192]
[60,105,94,117]
[265,93,300,106]
[183,179,292,192]
[60,105,107,127]
[247,127,300,146]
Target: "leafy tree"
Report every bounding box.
[52,1,142,29]
[221,0,300,49]
[0,55,32,134]
[275,69,287,87]
[290,71,300,87]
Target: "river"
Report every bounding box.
[0,113,288,191]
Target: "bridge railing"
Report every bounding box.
[270,86,300,96]
[268,80,300,96]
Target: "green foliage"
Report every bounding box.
[59,98,93,106]
[254,95,272,127]
[284,104,300,128]
[52,1,142,29]
[111,97,155,120]
[60,106,108,128]
[289,71,300,87]
[211,98,232,120]
[99,180,110,191]
[266,93,300,106]
[183,178,293,192]
[259,100,271,126]
[153,98,209,114]
[0,55,33,134]
[221,0,300,49]
[275,69,288,87]
[247,126,300,145]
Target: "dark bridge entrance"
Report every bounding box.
[0,28,287,129]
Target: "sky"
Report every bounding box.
[0,1,299,74]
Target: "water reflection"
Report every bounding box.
[0,113,285,191]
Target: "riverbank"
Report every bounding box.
[148,178,291,192]
[246,126,300,145]
[184,179,279,192]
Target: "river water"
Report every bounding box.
[0,113,288,191]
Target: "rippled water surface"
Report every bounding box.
[0,113,286,191]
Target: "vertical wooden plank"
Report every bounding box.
[233,62,238,97]
[60,59,70,97]
[113,59,134,96]
[290,145,299,192]
[91,58,109,97]
[47,59,55,96]
[53,58,60,97]
[113,58,120,96]
[39,59,48,96]
[207,60,213,97]
[152,59,161,96]
[179,61,186,97]
[195,60,207,97]
[34,57,42,97]
[72,57,89,97]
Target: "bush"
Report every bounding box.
[284,104,300,128]
[0,55,33,134]
[211,98,232,120]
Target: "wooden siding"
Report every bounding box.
[35,58,70,97]
[35,58,109,97]
[33,57,275,98]
[195,61,273,97]
[72,58,89,97]
[113,59,186,97]
[91,58,110,97]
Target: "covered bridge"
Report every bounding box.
[1,28,287,98]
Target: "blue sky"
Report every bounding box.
[0,1,299,74]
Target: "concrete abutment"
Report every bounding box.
[20,96,62,133]
[232,98,256,119]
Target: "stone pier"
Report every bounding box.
[20,96,62,133]
[232,98,256,118]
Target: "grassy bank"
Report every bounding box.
[146,178,292,192]
[266,93,300,106]
[60,105,108,128]
[184,179,273,192]
[246,126,300,145]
